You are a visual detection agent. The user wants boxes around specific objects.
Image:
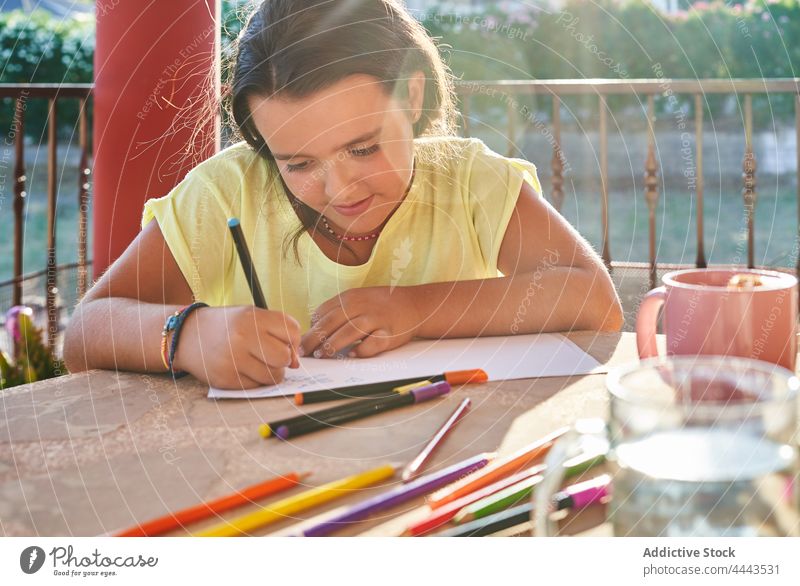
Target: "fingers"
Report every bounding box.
[198,306,298,390]
[256,310,302,349]
[349,329,394,358]
[238,351,286,387]
[239,356,284,388]
[208,356,283,390]
[310,317,372,358]
[303,290,368,355]
[311,293,348,322]
[250,309,301,367]
[210,344,284,389]
[249,333,295,369]
[229,374,262,389]
[303,319,396,359]
[301,309,349,356]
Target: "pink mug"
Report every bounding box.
[636,268,798,371]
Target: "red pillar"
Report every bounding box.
[93,0,220,279]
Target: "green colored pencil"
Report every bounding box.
[454,450,606,524]
[453,474,543,523]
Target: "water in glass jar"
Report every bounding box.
[610,427,798,537]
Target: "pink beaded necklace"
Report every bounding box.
[320,216,381,242]
[319,167,415,243]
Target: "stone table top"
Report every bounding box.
[0,331,643,536]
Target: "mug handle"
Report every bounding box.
[636,286,666,359]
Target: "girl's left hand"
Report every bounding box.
[301,287,421,358]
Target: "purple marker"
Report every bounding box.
[298,451,495,536]
[275,381,452,440]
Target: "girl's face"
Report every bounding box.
[248,74,424,235]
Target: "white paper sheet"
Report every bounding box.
[208,333,604,399]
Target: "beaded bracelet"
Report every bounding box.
[164,302,209,378]
[160,306,186,371]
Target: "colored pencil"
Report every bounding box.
[403,464,547,536]
[295,452,496,537]
[112,472,306,537]
[437,502,535,537]
[402,398,471,482]
[228,218,267,309]
[193,464,397,537]
[293,369,488,405]
[552,474,612,510]
[273,381,451,440]
[453,450,607,524]
[260,380,433,438]
[406,449,609,536]
[437,474,611,537]
[428,426,570,510]
[452,472,545,524]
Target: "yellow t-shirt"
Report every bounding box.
[141,136,541,331]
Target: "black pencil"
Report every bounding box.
[272,381,451,440]
[229,217,300,368]
[260,392,418,438]
[436,502,533,537]
[228,217,267,309]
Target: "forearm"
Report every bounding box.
[63,298,183,374]
[409,266,623,339]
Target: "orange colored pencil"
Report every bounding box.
[113,472,308,536]
[427,427,569,510]
[404,464,547,536]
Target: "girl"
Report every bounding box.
[63,0,623,390]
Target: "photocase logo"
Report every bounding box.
[390,237,413,291]
[19,546,46,574]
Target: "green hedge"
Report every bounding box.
[0,9,93,140]
[0,2,243,140]
[423,0,800,122]
[422,0,800,80]
[1,0,798,139]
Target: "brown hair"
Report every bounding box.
[226,0,457,258]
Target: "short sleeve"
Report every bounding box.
[464,140,543,270]
[141,170,235,306]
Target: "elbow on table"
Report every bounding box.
[582,269,624,333]
[62,304,91,374]
[596,295,624,332]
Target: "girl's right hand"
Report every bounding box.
[172,306,301,390]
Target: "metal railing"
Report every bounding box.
[455,78,800,289]
[4,79,800,345]
[0,83,93,351]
